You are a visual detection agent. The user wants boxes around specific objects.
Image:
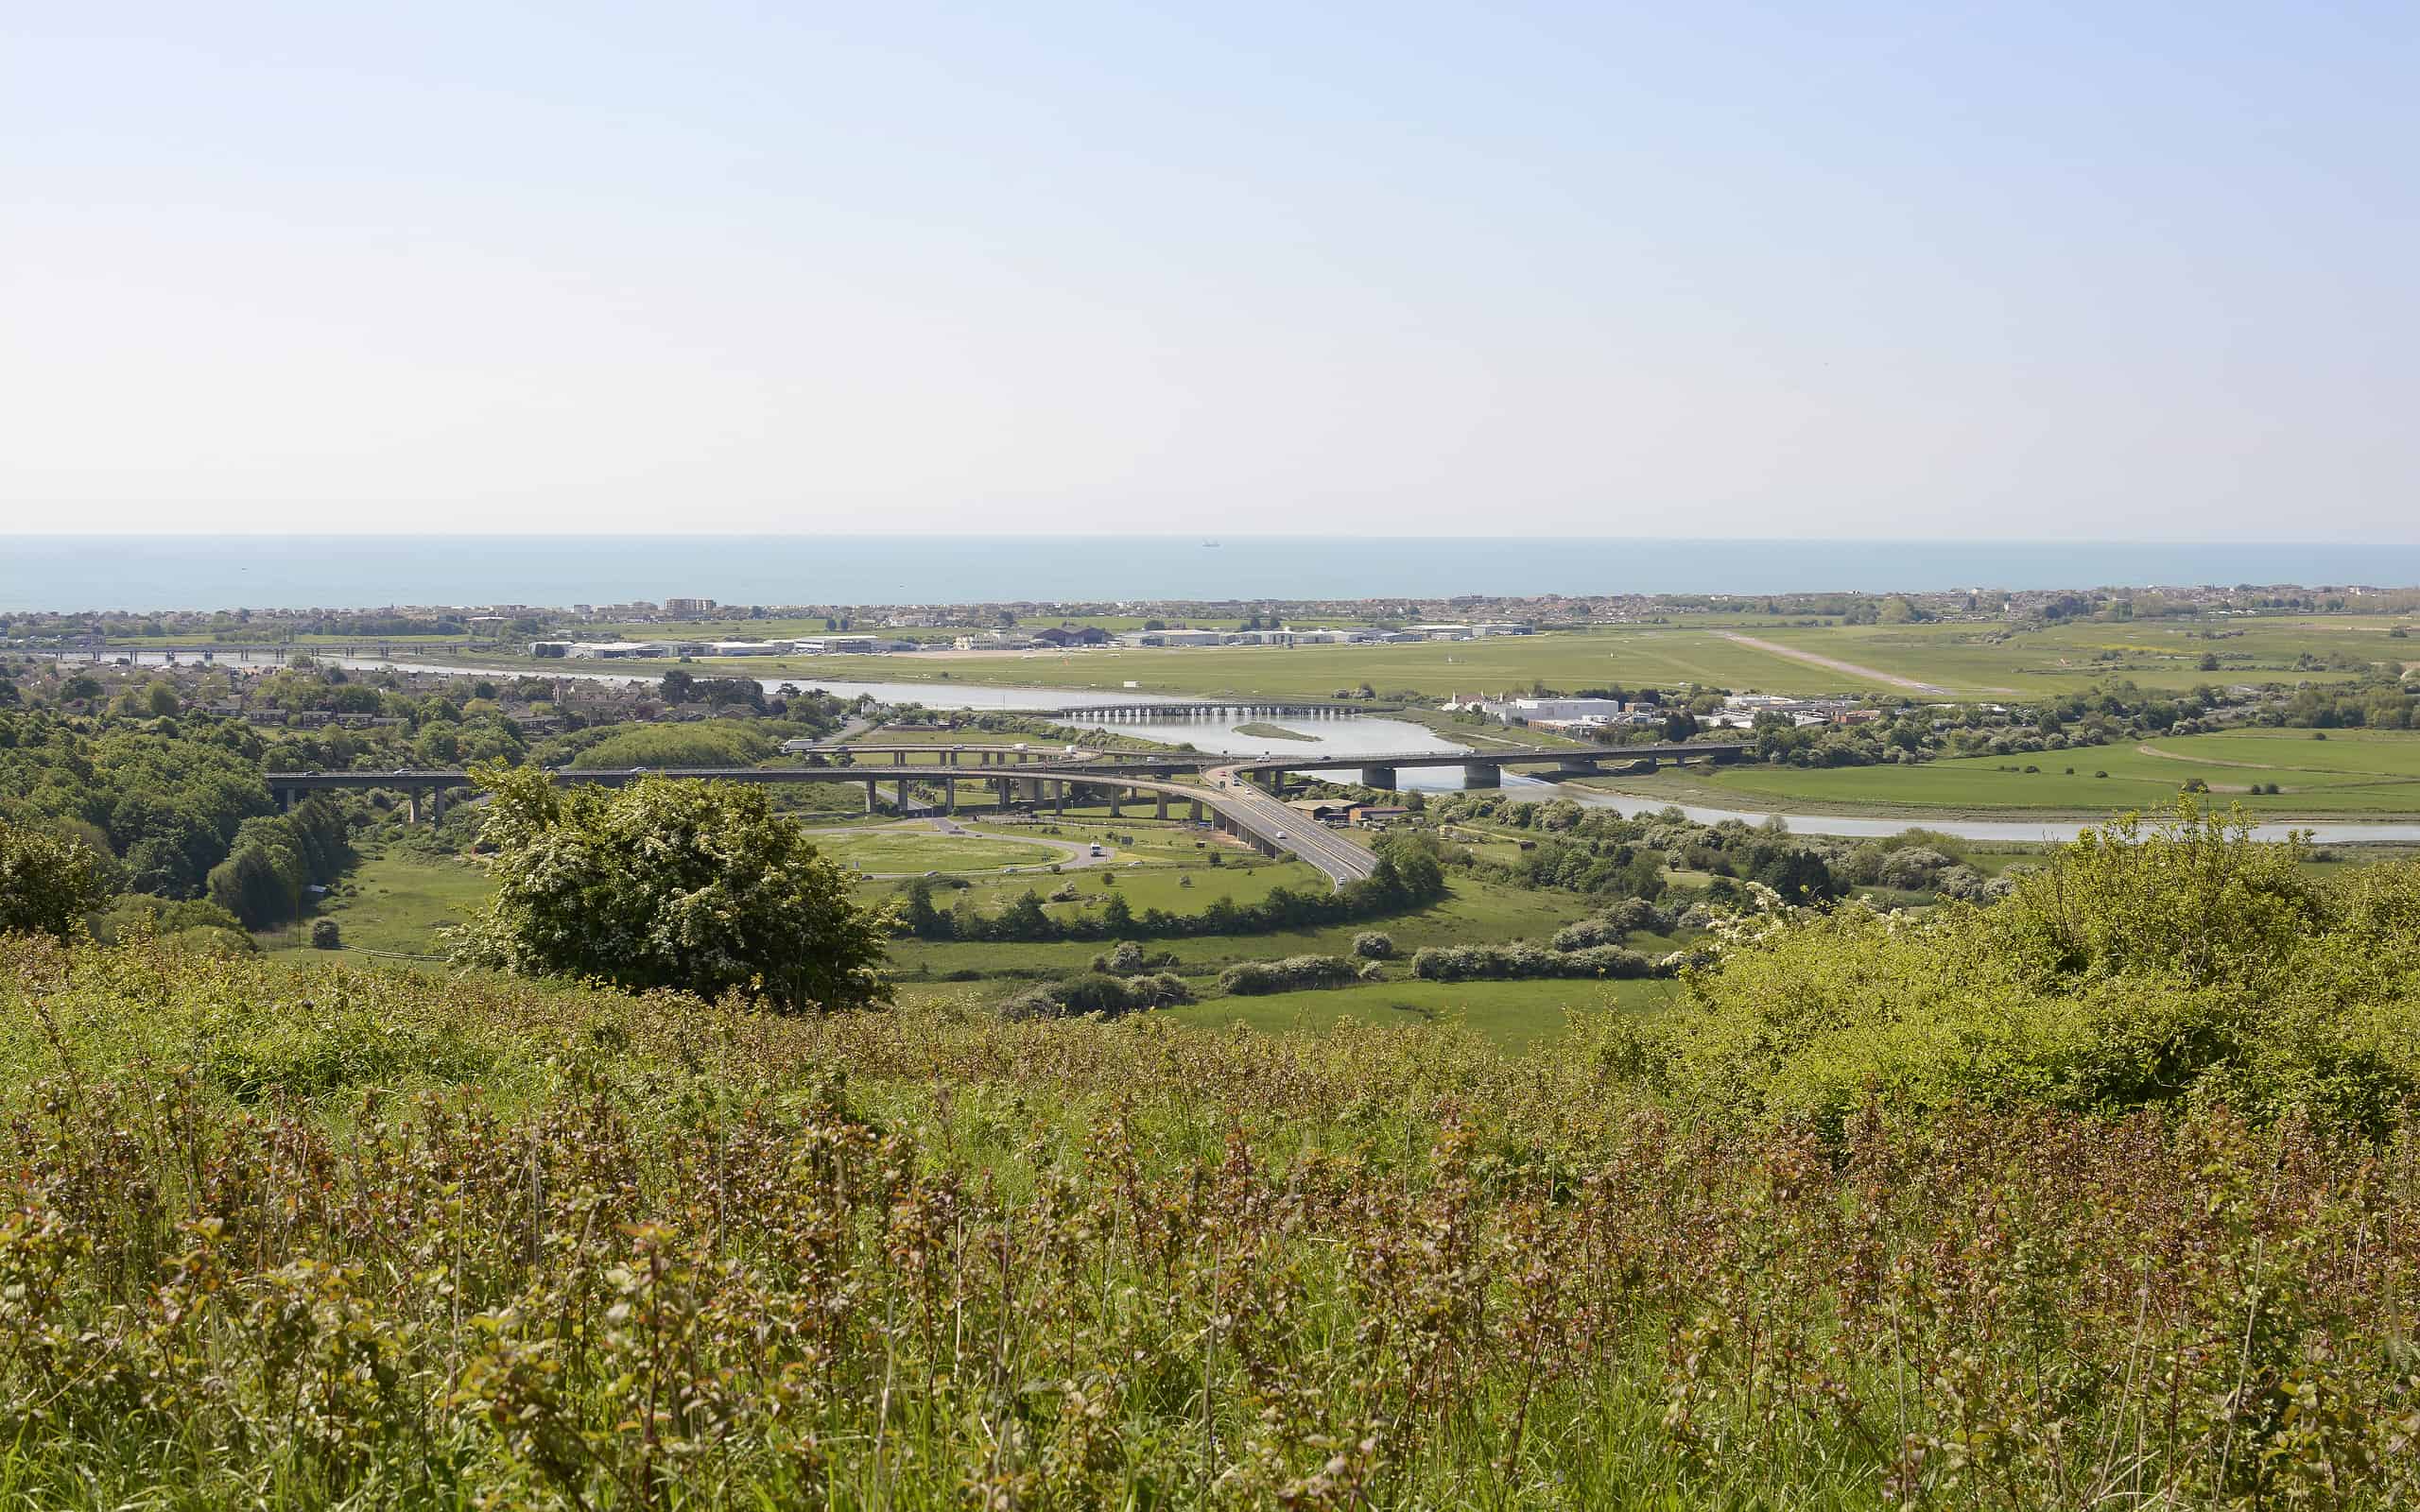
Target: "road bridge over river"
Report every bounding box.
[266,740,1741,889]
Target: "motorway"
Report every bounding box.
[1201,762,1380,884]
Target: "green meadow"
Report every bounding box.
[1689,728,2420,816]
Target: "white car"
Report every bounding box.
[1274,830,1288,840]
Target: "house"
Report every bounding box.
[1508,696,1626,721]
[1350,804,1410,827]
[1122,628,1227,647]
[706,641,789,656]
[1284,799,1354,823]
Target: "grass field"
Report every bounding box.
[278,849,492,957]
[812,825,1064,874]
[1165,975,1675,1051]
[889,872,1605,983]
[1685,727,2420,816]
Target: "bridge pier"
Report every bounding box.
[1053,781,1066,816]
[865,779,879,813]
[894,779,909,811]
[942,775,957,815]
[1363,765,1397,791]
[1462,764,1501,788]
[1191,799,1204,821]
[1155,791,1167,820]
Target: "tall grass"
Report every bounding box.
[0,935,2411,1507]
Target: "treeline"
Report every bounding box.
[0,711,273,897]
[898,839,1448,944]
[1409,940,1664,982]
[205,798,354,929]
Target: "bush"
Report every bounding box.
[1877,847,1953,889]
[1552,898,1680,951]
[0,817,113,939]
[310,918,341,950]
[451,765,891,1012]
[1351,931,1395,960]
[1637,802,2419,1139]
[998,970,1193,1020]
[1411,941,1657,982]
[1217,955,1360,995]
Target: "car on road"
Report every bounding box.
[1087,843,1105,856]
[1274,831,1288,840]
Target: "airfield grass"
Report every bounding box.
[1689,728,2420,816]
[1164,975,1676,1052]
[447,613,2407,703]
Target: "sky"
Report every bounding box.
[5,1,2415,540]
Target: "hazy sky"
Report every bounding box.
[6,1,2415,539]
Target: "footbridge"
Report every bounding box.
[1046,700,1400,721]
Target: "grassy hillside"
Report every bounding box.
[1,915,2413,1507]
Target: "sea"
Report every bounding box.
[6,535,2419,613]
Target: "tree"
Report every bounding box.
[0,818,112,938]
[450,765,893,1012]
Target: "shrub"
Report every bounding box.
[450,765,892,1012]
[1411,941,1656,982]
[0,817,113,939]
[1351,930,1395,960]
[310,919,341,950]
[1639,803,2416,1138]
[1217,955,1359,995]
[1002,969,1193,1019]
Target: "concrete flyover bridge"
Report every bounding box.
[268,755,1369,885]
[1219,740,1748,791]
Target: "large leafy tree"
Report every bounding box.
[0,817,112,938]
[451,765,891,1012]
